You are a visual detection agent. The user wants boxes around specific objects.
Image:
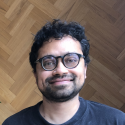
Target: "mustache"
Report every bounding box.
[45,74,76,83]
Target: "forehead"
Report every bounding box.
[38,36,82,58]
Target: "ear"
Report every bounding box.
[34,73,37,84]
[34,72,36,78]
[84,66,87,79]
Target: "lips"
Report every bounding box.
[49,78,73,85]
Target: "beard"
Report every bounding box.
[37,74,85,102]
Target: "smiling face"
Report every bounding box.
[34,36,87,102]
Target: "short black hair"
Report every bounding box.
[29,19,90,73]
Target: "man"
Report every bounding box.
[2,19,125,125]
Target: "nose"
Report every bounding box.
[52,58,68,76]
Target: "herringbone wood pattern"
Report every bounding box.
[0,0,125,124]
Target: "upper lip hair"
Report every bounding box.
[49,78,73,83]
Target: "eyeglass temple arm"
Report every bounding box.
[35,59,39,63]
[81,55,85,59]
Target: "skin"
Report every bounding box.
[34,36,87,124]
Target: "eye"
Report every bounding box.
[65,58,78,63]
[42,59,56,69]
[43,60,56,66]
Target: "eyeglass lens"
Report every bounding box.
[42,56,56,70]
[42,53,79,70]
[63,53,79,68]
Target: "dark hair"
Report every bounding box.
[29,19,90,73]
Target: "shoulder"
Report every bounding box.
[87,99,125,123]
[79,97,125,124]
[2,102,42,125]
[87,100,124,114]
[2,107,32,125]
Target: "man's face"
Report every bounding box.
[34,36,87,102]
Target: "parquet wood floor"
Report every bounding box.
[0,0,125,123]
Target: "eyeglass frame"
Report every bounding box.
[35,53,85,71]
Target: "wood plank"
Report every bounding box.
[88,80,123,108]
[8,32,33,65]
[0,57,14,74]
[5,0,27,21]
[54,0,76,10]
[115,14,125,32]
[0,13,10,30]
[0,68,14,88]
[80,84,96,100]
[0,41,12,56]
[17,91,42,111]
[6,1,34,35]
[91,59,125,88]
[10,57,33,95]
[30,21,42,35]
[120,85,125,97]
[83,0,120,24]
[28,0,60,18]
[2,0,15,7]
[0,29,12,44]
[87,26,122,58]
[0,1,9,12]
[35,87,43,98]
[11,76,36,110]
[7,17,35,50]
[89,46,123,75]
[113,0,125,15]
[101,0,117,7]
[120,103,125,113]
[119,68,125,81]
[8,47,31,78]
[0,83,16,103]
[89,42,125,72]
[84,10,122,42]
[90,92,118,109]
[117,48,125,61]
[47,0,57,5]
[0,47,9,60]
[10,3,34,36]
[66,0,89,22]
[0,102,16,123]
[29,7,52,26]
[93,75,125,103]
[116,32,125,48]
[88,62,124,91]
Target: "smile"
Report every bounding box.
[49,78,73,85]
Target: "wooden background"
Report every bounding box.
[0,0,125,124]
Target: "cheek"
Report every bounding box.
[72,62,86,84]
[36,67,52,87]
[36,64,47,81]
[76,68,85,82]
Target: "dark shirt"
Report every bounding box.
[2,97,125,125]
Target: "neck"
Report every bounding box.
[39,95,80,124]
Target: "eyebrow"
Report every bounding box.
[42,52,76,58]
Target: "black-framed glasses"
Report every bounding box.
[35,53,85,71]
